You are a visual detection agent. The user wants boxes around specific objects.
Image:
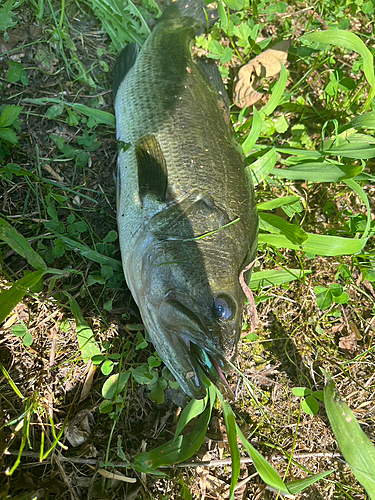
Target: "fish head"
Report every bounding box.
[124,201,256,400]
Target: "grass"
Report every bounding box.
[0,0,375,498]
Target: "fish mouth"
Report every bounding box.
[160,296,234,398]
[189,342,234,399]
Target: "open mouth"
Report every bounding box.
[190,342,234,399]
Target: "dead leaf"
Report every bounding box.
[234,40,291,109]
[338,335,357,354]
[65,410,93,447]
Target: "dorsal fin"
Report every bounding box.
[135,135,168,202]
[195,58,230,108]
[113,43,140,99]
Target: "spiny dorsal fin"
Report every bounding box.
[113,43,140,99]
[135,135,168,202]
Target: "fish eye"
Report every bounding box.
[213,294,236,321]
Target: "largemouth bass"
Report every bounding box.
[113,0,258,399]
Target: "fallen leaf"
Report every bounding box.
[338,335,357,353]
[234,40,291,109]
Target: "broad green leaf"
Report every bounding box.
[102,372,130,399]
[69,295,101,363]
[0,127,18,144]
[0,105,23,127]
[302,395,320,415]
[272,163,362,182]
[315,287,333,310]
[303,30,375,110]
[237,426,290,495]
[223,401,241,500]
[249,269,311,289]
[130,365,156,385]
[247,148,276,185]
[323,370,375,498]
[242,107,263,154]
[259,233,368,256]
[259,213,308,245]
[257,196,300,211]
[174,396,208,439]
[0,270,44,325]
[0,218,47,270]
[261,63,287,117]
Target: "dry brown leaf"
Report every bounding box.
[65,410,93,447]
[338,335,357,353]
[234,40,291,109]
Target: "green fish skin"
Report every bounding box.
[114,0,258,400]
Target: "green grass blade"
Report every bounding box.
[272,162,363,182]
[261,62,287,117]
[174,395,208,439]
[0,270,44,325]
[344,179,371,239]
[246,147,276,185]
[23,98,116,127]
[259,213,308,245]
[0,218,47,271]
[145,385,216,468]
[303,30,375,110]
[0,361,24,398]
[286,470,335,495]
[236,425,291,495]
[249,269,312,289]
[276,147,323,158]
[325,143,375,159]
[242,107,263,154]
[339,112,375,133]
[259,233,367,256]
[69,295,101,363]
[322,370,375,499]
[222,401,241,500]
[257,196,301,211]
[58,235,123,271]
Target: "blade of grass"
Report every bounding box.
[322,369,375,499]
[0,270,44,325]
[0,218,47,270]
[259,213,308,245]
[272,162,363,182]
[303,30,375,110]
[259,233,368,256]
[246,147,276,185]
[249,269,312,289]
[242,107,263,154]
[261,62,287,117]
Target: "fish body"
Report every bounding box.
[114,0,258,399]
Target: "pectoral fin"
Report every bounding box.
[135,135,168,202]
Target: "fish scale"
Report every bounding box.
[114,0,258,399]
